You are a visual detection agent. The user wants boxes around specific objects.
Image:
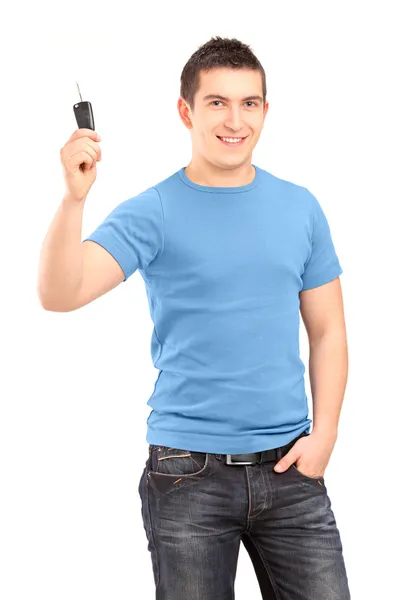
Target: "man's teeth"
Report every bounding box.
[220,137,243,143]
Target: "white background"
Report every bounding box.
[1,1,399,598]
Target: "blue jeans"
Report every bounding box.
[138,433,351,599]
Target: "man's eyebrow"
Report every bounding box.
[202,94,263,103]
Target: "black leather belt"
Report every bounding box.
[224,430,309,466]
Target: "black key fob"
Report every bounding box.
[73,82,95,130]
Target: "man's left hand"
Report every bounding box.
[274,430,337,478]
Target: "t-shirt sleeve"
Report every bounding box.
[82,186,164,282]
[300,191,343,291]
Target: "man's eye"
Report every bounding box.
[210,101,257,107]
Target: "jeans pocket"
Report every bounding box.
[291,463,325,483]
[150,446,209,478]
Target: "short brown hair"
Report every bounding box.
[180,36,267,111]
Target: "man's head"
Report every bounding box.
[178,36,269,174]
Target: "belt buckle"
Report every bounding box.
[225,454,257,466]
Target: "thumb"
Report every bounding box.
[274,451,297,473]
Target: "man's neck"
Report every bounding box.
[184,161,255,188]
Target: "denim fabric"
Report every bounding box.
[138,435,351,599]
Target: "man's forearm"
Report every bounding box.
[308,329,348,437]
[37,194,86,310]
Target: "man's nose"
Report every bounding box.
[223,108,244,131]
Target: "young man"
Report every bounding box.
[38,36,351,599]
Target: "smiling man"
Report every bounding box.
[181,66,267,188]
[39,36,351,600]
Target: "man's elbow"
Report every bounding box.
[37,292,77,313]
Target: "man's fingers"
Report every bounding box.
[69,128,101,142]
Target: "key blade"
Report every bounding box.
[76,81,83,102]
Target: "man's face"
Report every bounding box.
[178,67,268,169]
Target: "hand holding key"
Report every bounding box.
[60,128,102,203]
[59,82,101,203]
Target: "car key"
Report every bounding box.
[73,81,95,130]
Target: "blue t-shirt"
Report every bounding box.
[83,164,343,453]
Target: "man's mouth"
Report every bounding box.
[217,135,248,147]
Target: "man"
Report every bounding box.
[38,36,351,599]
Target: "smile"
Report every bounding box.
[217,136,248,146]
